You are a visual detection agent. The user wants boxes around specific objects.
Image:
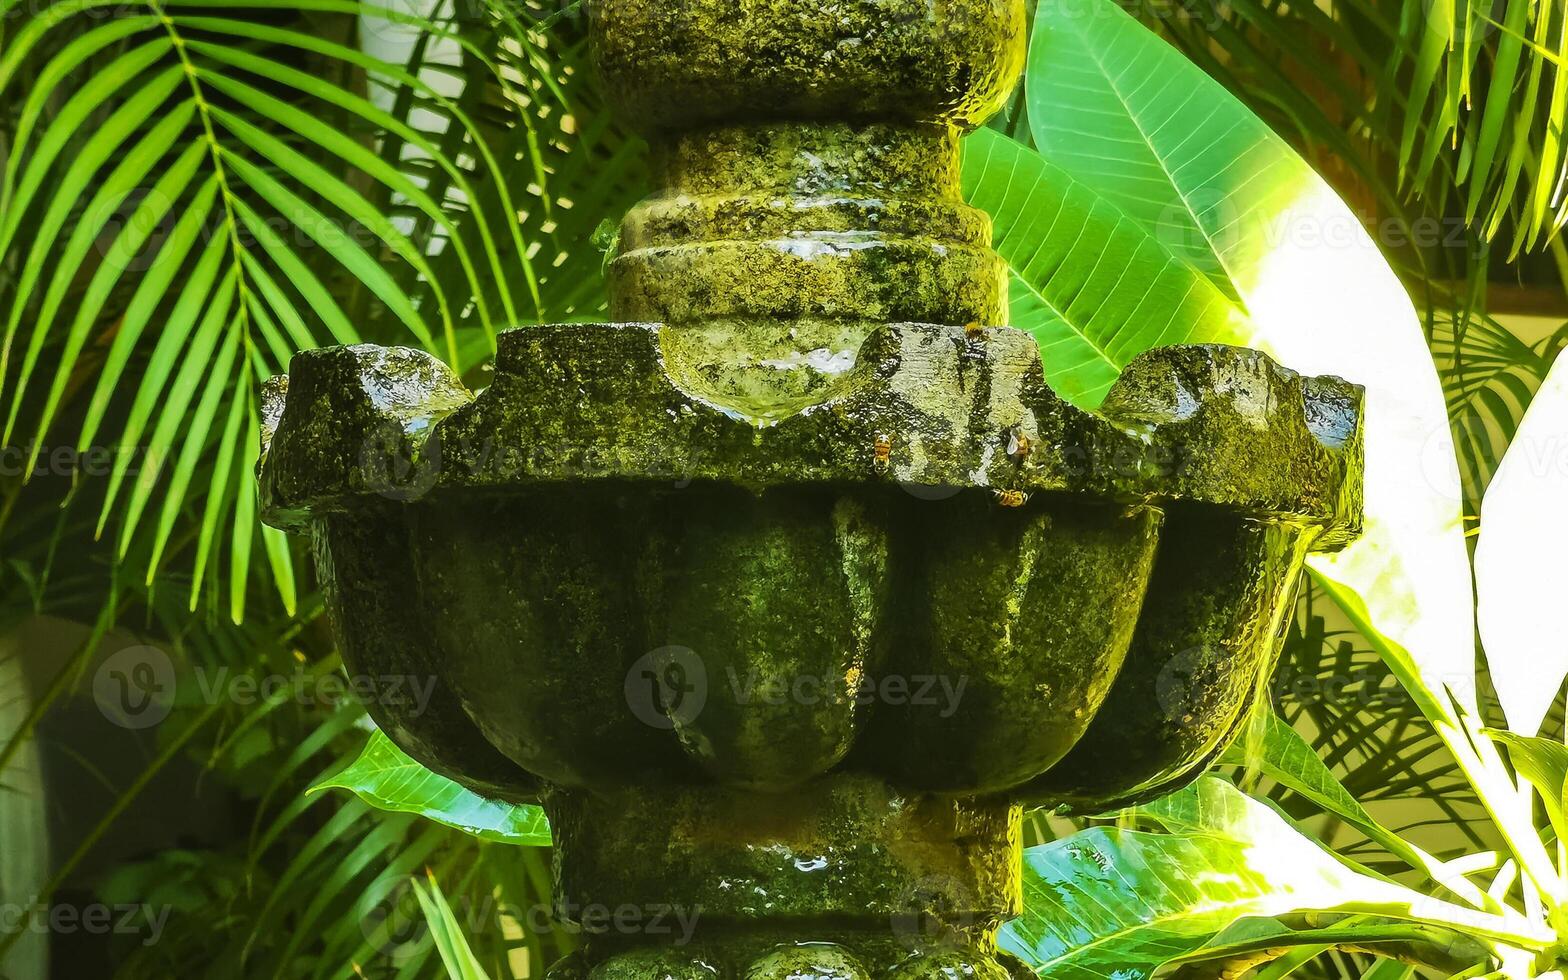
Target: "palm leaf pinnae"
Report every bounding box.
[0,0,594,617]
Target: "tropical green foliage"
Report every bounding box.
[316,731,550,846]
[2,0,1567,977]
[1120,0,1568,256]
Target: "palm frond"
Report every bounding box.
[1137,0,1567,257]
[1432,307,1567,513]
[0,0,625,620]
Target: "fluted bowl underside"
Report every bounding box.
[334,484,1161,795]
[263,323,1363,810]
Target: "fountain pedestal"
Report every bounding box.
[258,1,1364,976]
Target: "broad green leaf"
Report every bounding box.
[312,730,550,846]
[1359,963,1415,980]
[1221,709,1466,901]
[962,129,1247,408]
[996,0,1475,721]
[1474,347,1568,736]
[1486,730,1568,844]
[1165,915,1489,976]
[1000,1,1556,893]
[1021,16,1238,302]
[1222,712,1370,829]
[1251,943,1334,980]
[1002,779,1540,979]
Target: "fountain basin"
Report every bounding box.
[260,321,1361,810]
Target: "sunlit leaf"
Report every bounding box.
[313,729,550,846]
[1003,778,1538,978]
[1475,346,1568,736]
[963,129,1247,408]
[1486,730,1568,843]
[981,0,1474,716]
[988,0,1568,903]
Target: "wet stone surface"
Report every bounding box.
[257,0,1366,974]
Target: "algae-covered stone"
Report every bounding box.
[745,946,869,980]
[544,775,1020,924]
[1024,513,1316,812]
[588,0,1026,133]
[258,328,1361,803]
[262,328,1361,536]
[593,0,1026,415]
[253,0,1368,975]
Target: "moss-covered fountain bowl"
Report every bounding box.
[259,324,1361,811]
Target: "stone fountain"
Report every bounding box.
[258,1,1364,976]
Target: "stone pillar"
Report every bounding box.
[592,0,1025,420]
